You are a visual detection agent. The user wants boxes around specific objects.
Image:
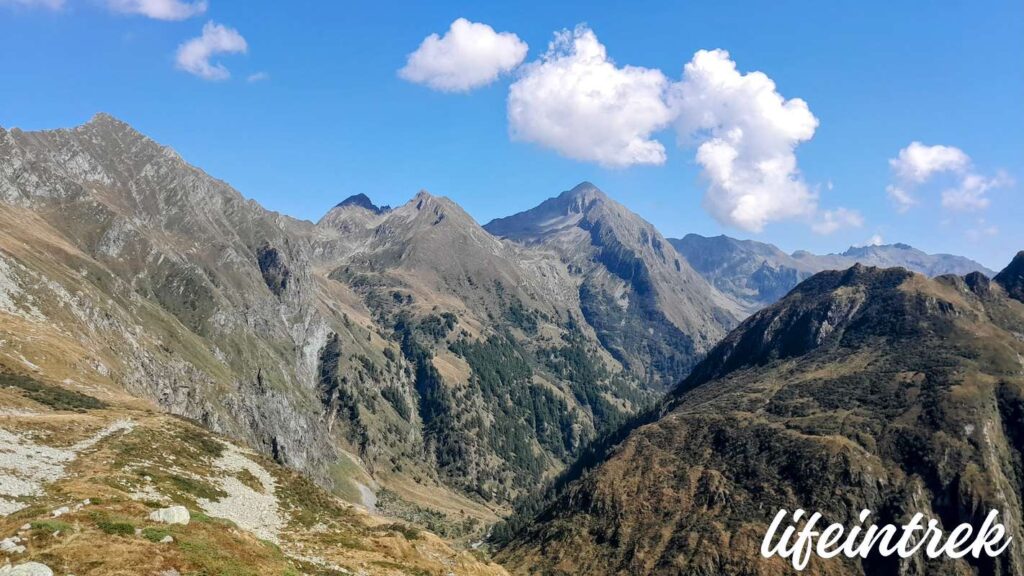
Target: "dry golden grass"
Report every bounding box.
[0,403,508,576]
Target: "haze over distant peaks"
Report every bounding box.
[671,233,995,313]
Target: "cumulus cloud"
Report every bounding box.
[507,25,673,167]
[175,21,247,81]
[811,207,864,235]
[887,142,1010,213]
[107,0,206,20]
[669,49,820,232]
[506,31,832,229]
[0,0,63,9]
[400,18,527,92]
[247,71,269,83]
[889,142,969,184]
[865,234,885,246]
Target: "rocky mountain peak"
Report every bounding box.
[484,182,618,241]
[995,250,1024,302]
[559,181,608,210]
[77,112,147,142]
[334,193,389,214]
[84,112,131,129]
[412,189,434,206]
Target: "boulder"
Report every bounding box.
[0,562,54,575]
[148,506,190,525]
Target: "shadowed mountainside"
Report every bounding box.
[498,257,1024,575]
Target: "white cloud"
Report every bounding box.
[854,234,885,247]
[888,142,1011,213]
[400,18,527,92]
[811,207,864,235]
[107,0,206,20]
[886,184,916,213]
[941,171,1011,212]
[247,71,269,83]
[889,142,969,184]
[175,21,247,81]
[0,0,63,9]
[507,25,673,167]
[669,49,820,232]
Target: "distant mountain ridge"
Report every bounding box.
[671,233,995,313]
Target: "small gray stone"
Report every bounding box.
[0,537,25,555]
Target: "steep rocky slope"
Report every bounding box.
[0,370,506,575]
[0,115,704,524]
[486,183,741,389]
[672,234,995,313]
[498,258,1024,575]
[316,189,657,502]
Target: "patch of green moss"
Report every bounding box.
[30,520,72,533]
[141,526,171,542]
[97,520,135,536]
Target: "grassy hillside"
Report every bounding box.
[0,369,506,576]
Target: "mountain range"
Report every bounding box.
[671,234,994,313]
[0,115,741,520]
[1,114,1017,575]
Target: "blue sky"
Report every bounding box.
[1,0,1021,269]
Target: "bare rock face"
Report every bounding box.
[0,116,737,509]
[499,262,1024,576]
[487,182,742,390]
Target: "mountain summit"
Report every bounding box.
[484,181,607,240]
[487,182,741,389]
[333,192,390,214]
